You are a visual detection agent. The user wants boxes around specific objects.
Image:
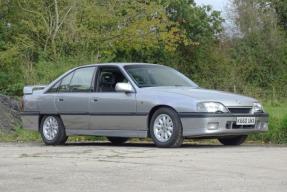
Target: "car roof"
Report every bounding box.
[77,63,162,69]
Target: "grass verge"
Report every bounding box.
[0,126,108,143]
[249,101,287,144]
[0,126,40,142]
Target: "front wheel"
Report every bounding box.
[218,135,247,146]
[150,107,183,148]
[40,115,68,145]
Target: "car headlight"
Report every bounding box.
[197,102,229,113]
[251,102,264,113]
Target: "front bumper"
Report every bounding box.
[179,113,268,138]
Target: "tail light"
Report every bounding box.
[19,98,24,112]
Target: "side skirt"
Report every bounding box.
[66,129,148,138]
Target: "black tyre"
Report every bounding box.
[107,137,128,145]
[218,135,247,146]
[40,115,68,145]
[150,107,183,148]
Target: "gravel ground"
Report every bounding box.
[0,142,286,192]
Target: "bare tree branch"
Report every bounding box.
[18,0,49,32]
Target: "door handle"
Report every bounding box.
[58,98,64,102]
[91,98,98,102]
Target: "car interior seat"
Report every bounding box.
[99,72,116,92]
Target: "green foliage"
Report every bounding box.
[228,0,287,99]
[1,0,287,144]
[0,0,223,95]
[0,0,286,100]
[272,0,287,30]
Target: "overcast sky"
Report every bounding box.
[195,0,236,35]
[195,0,228,12]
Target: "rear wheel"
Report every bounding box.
[218,135,247,146]
[150,107,183,148]
[40,115,68,145]
[107,137,128,145]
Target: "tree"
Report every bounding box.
[271,0,287,30]
[229,0,287,98]
[17,0,76,59]
[0,0,226,96]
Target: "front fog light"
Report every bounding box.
[207,122,219,130]
[262,122,268,130]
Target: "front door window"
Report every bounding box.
[96,66,128,92]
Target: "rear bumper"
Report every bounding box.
[21,112,39,131]
[179,113,268,138]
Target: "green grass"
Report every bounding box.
[249,101,287,144]
[0,127,107,143]
[1,101,287,144]
[0,126,40,142]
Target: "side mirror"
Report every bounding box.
[23,87,33,95]
[23,85,46,95]
[115,82,135,93]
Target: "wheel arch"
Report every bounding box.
[38,114,63,131]
[147,105,178,137]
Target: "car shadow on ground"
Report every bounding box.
[64,141,226,148]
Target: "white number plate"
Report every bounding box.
[236,117,256,125]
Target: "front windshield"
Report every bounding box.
[124,65,198,88]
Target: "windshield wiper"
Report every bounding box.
[139,85,154,88]
[173,85,185,87]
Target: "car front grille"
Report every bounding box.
[228,107,251,114]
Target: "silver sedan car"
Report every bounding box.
[21,63,268,147]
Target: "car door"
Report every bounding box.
[89,66,145,131]
[56,67,96,130]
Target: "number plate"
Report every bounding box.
[236,117,255,125]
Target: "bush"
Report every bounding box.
[249,101,287,144]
